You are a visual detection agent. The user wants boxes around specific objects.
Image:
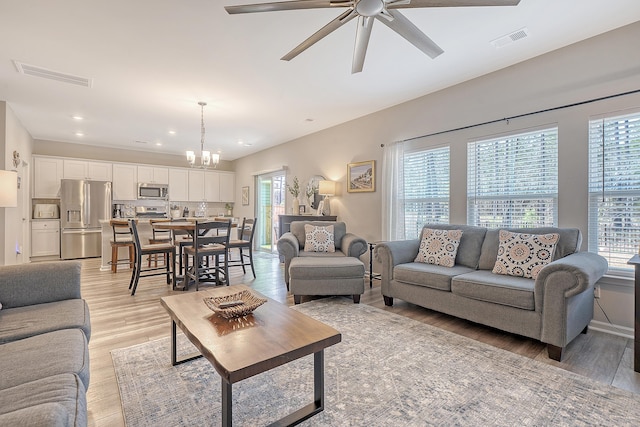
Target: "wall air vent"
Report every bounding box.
[491,27,530,49]
[13,61,93,88]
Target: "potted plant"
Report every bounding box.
[287,177,300,214]
[225,203,233,216]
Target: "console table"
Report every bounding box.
[628,254,640,372]
[277,215,337,238]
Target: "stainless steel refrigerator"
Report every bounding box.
[60,179,112,259]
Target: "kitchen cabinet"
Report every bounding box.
[205,171,221,202]
[137,166,169,184]
[112,163,137,200]
[31,220,60,257]
[33,156,63,198]
[63,159,112,181]
[219,172,235,202]
[168,168,189,202]
[188,170,206,201]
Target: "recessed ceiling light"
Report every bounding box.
[237,140,244,145]
[75,132,84,137]
[72,115,83,120]
[168,130,176,135]
[155,142,162,146]
[244,142,253,147]
[305,118,314,122]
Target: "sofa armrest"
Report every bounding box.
[0,261,82,309]
[340,233,367,258]
[374,239,420,295]
[277,232,301,285]
[536,251,608,347]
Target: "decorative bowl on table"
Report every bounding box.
[203,290,267,319]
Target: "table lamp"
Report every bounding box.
[0,170,18,207]
[318,180,336,216]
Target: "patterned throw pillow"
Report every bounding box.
[414,228,463,267]
[492,230,559,279]
[304,224,335,253]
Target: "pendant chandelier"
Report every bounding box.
[186,101,219,169]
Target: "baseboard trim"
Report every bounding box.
[589,320,633,339]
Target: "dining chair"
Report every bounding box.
[109,219,136,273]
[227,217,257,278]
[148,218,172,267]
[170,218,193,276]
[128,219,176,296]
[183,220,231,291]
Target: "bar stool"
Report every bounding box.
[227,217,257,278]
[109,219,136,273]
[148,219,172,267]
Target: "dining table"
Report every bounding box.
[154,219,237,290]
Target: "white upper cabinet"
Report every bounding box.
[112,163,138,200]
[205,172,221,202]
[219,171,235,203]
[33,156,63,198]
[63,159,112,181]
[137,166,169,184]
[168,168,189,202]
[188,170,206,201]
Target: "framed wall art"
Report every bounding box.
[242,186,250,205]
[347,160,375,193]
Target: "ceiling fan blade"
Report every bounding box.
[225,0,352,14]
[352,16,374,74]
[377,9,443,58]
[387,0,520,9]
[281,8,357,61]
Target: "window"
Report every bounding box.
[588,111,640,271]
[467,128,558,228]
[403,146,450,238]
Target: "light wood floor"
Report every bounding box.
[76,252,640,427]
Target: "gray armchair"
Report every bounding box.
[277,221,367,285]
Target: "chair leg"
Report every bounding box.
[238,248,247,274]
[165,251,171,284]
[294,295,302,304]
[248,247,256,279]
[353,294,361,304]
[128,245,135,270]
[130,254,142,296]
[111,246,118,273]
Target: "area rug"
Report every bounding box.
[112,298,640,426]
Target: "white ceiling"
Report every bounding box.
[1,0,639,161]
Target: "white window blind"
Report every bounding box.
[403,146,450,238]
[588,111,640,271]
[467,128,558,228]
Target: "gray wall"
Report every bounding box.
[233,21,640,331]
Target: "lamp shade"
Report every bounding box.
[0,170,18,207]
[318,180,336,196]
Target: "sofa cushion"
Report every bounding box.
[479,227,581,270]
[394,262,476,291]
[451,270,535,310]
[291,221,346,250]
[304,224,335,253]
[0,299,91,344]
[419,224,487,269]
[415,228,462,267]
[492,230,559,279]
[0,328,89,390]
[0,373,87,427]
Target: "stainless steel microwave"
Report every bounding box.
[137,183,169,200]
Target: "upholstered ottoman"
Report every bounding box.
[289,257,365,304]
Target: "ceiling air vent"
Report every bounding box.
[13,61,93,88]
[491,27,530,49]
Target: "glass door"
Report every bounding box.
[256,171,286,252]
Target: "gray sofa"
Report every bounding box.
[375,224,608,361]
[0,261,91,427]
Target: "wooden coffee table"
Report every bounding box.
[160,285,341,426]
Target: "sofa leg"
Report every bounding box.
[581,325,588,334]
[547,344,563,361]
[353,294,360,304]
[294,295,301,305]
[383,295,393,306]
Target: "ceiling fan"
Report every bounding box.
[225,0,521,73]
